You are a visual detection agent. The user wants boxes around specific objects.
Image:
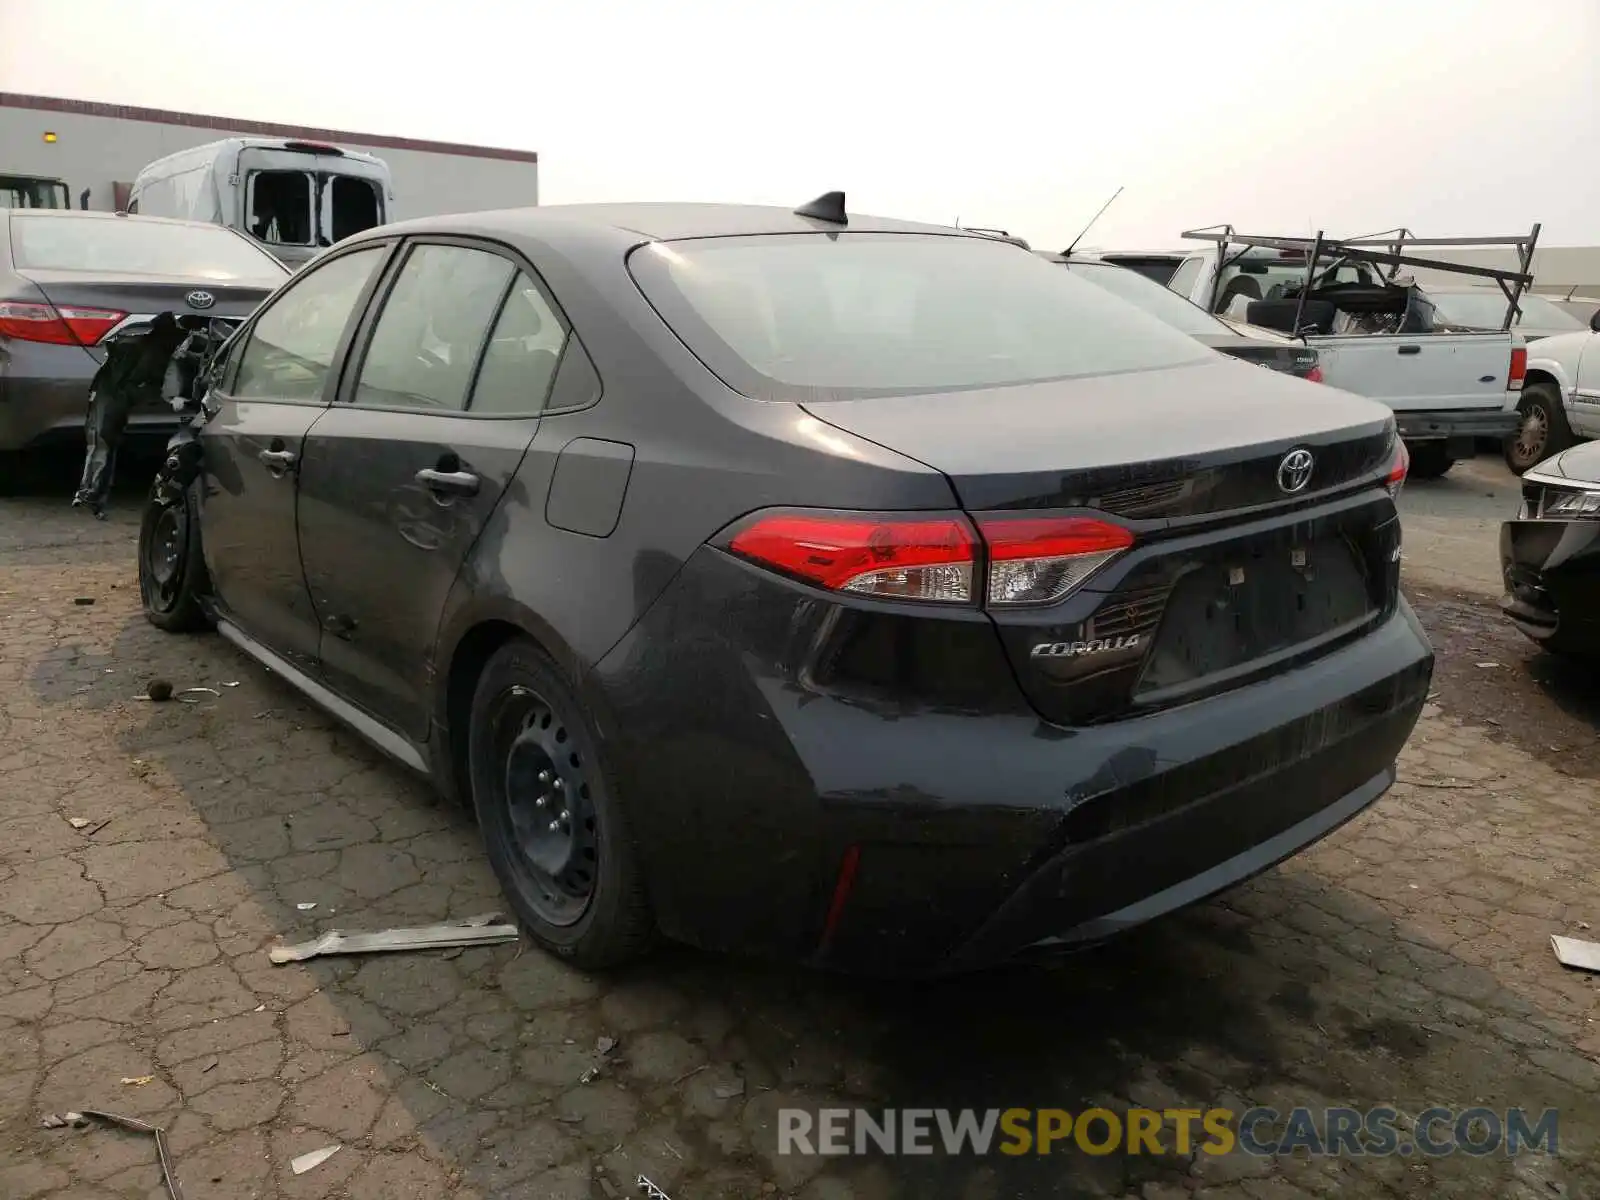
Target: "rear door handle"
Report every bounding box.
[416,468,480,496]
[258,448,297,472]
[1397,345,1421,355]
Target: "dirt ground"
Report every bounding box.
[2,455,1598,1200]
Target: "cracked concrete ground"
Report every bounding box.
[2,459,1599,1199]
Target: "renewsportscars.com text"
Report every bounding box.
[778,1106,1560,1158]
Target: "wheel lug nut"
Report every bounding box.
[538,770,551,784]
[559,809,570,822]
[547,820,560,832]
[534,796,546,807]
[553,778,564,791]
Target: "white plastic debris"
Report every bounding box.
[268,913,518,964]
[638,1176,674,1199]
[296,903,317,911]
[291,1144,341,1174]
[1551,935,1600,972]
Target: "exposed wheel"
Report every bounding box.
[468,639,654,968]
[1503,382,1572,475]
[138,482,212,632]
[1407,441,1454,480]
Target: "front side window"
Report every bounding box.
[352,244,515,411]
[233,246,386,402]
[629,233,1210,402]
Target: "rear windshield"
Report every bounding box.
[9,214,289,280]
[1064,260,1235,337]
[1429,290,1584,331]
[628,232,1211,401]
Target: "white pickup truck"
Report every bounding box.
[1088,227,1540,479]
[1507,309,1600,473]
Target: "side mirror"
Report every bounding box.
[1589,307,1600,334]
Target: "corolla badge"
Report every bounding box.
[186,290,216,310]
[1276,448,1314,494]
[1031,634,1142,659]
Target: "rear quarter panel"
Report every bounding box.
[429,222,956,720]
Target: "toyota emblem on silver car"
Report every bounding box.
[186,290,215,310]
[1277,448,1314,494]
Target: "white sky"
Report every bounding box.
[2,0,1596,249]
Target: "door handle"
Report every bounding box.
[258,448,297,472]
[416,467,480,496]
[1397,345,1421,355]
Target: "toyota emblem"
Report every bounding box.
[1277,448,1315,494]
[186,290,216,310]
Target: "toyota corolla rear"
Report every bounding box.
[597,227,1433,976]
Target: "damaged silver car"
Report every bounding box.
[0,208,286,495]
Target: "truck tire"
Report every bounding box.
[1503,382,1572,476]
[1407,442,1454,480]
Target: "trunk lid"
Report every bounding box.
[1196,334,1319,379]
[802,358,1402,726]
[801,357,1392,513]
[18,270,274,362]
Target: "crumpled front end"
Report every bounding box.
[72,313,239,518]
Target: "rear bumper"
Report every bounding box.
[1499,518,1600,652]
[0,373,178,453]
[593,549,1434,977]
[1395,406,1519,444]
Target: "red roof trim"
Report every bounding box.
[0,92,539,164]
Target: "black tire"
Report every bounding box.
[0,452,19,497]
[468,638,655,968]
[137,482,212,633]
[1407,441,1454,480]
[1503,382,1572,475]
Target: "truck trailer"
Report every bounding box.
[0,92,538,221]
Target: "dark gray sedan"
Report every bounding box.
[135,198,1430,976]
[0,209,288,471]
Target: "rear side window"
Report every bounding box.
[233,246,386,402]
[9,214,288,279]
[353,244,515,411]
[629,233,1210,401]
[471,274,568,415]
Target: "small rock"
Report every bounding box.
[74,597,94,606]
[146,679,173,702]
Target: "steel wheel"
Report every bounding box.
[137,483,211,633]
[142,502,187,611]
[486,685,599,925]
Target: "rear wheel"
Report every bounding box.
[1504,382,1572,475]
[138,482,212,633]
[1407,441,1455,480]
[468,639,655,968]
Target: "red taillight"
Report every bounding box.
[1305,365,1324,384]
[1508,346,1527,390]
[1386,438,1409,498]
[975,515,1134,606]
[727,513,978,603]
[725,510,1136,607]
[0,301,126,346]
